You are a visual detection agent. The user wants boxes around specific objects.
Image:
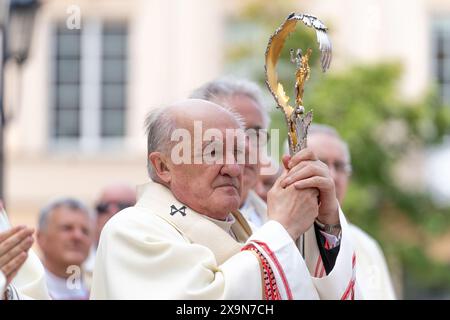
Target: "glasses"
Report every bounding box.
[319,159,352,175]
[96,201,134,215]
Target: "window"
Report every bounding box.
[433,19,450,105]
[53,27,81,138]
[51,21,128,150]
[101,23,127,137]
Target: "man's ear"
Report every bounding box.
[149,152,172,184]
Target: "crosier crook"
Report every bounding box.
[264,12,333,256]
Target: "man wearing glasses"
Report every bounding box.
[307,124,396,299]
[83,183,136,285]
[94,183,136,248]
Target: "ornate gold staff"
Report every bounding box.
[265,13,332,256]
[265,12,332,155]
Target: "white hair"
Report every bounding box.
[190,76,270,128]
[282,124,352,164]
[38,197,93,231]
[144,106,176,180]
[309,124,352,163]
[144,103,245,180]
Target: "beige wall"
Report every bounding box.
[301,0,450,101]
[4,0,224,225]
[4,0,450,226]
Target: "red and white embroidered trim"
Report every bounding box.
[242,243,281,300]
[314,239,338,279]
[251,240,293,300]
[341,253,357,300]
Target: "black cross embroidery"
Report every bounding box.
[170,205,186,216]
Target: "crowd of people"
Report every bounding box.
[0,77,396,300]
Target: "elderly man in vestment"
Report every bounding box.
[193,77,397,299]
[91,99,359,299]
[190,78,361,297]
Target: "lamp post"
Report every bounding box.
[0,0,39,200]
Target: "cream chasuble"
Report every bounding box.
[239,191,396,300]
[91,181,326,300]
[239,191,396,299]
[348,225,396,299]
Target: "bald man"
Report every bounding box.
[94,183,136,247]
[83,183,136,288]
[91,99,360,300]
[191,78,362,298]
[190,77,270,227]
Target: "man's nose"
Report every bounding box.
[221,162,242,177]
[71,228,85,241]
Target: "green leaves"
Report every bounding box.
[226,3,450,295]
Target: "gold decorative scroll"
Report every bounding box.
[264,13,332,155]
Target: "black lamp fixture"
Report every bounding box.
[0,0,40,200]
[5,0,40,64]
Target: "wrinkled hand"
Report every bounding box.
[280,148,339,225]
[0,226,34,287]
[267,170,319,241]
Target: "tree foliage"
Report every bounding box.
[225,1,450,297]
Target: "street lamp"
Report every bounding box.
[6,0,40,64]
[0,0,40,200]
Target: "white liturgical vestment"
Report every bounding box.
[241,191,396,299]
[240,190,268,229]
[349,225,396,299]
[90,181,360,300]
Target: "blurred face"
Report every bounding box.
[95,186,136,246]
[38,207,92,270]
[308,133,351,203]
[255,169,281,202]
[164,110,244,220]
[219,94,266,206]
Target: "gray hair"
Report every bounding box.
[309,124,352,163]
[38,197,93,231]
[190,76,270,128]
[144,106,176,180]
[144,103,246,180]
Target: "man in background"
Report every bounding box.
[37,198,93,299]
[83,183,136,280]
[255,157,282,202]
[93,183,136,247]
[307,124,396,299]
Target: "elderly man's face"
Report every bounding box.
[218,94,266,206]
[308,133,351,203]
[166,108,244,220]
[38,207,92,269]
